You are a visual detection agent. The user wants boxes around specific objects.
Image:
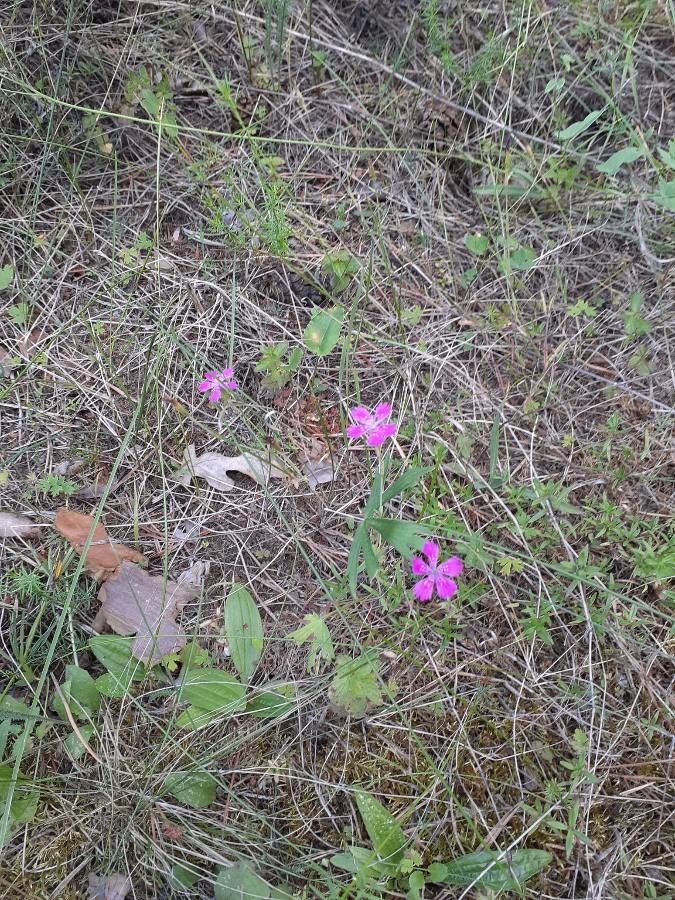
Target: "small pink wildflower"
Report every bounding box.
[346,403,398,448]
[411,541,463,603]
[198,368,238,403]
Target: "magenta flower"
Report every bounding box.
[411,541,463,603]
[346,403,398,447]
[198,368,238,403]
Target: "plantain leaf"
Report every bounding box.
[224,584,263,682]
[354,789,406,864]
[428,848,552,893]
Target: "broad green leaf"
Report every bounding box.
[175,705,221,730]
[354,790,405,864]
[303,305,345,357]
[464,233,489,256]
[0,695,32,720]
[369,518,428,557]
[0,265,13,290]
[89,635,147,680]
[215,862,271,900]
[596,146,644,176]
[502,246,536,272]
[180,669,245,714]
[51,665,100,722]
[658,140,675,170]
[381,467,431,504]
[555,109,602,141]
[247,685,296,719]
[428,848,552,892]
[224,584,264,682]
[95,671,136,699]
[288,614,334,671]
[0,765,39,829]
[330,846,395,877]
[168,863,200,892]
[544,76,565,94]
[64,725,95,761]
[651,179,675,212]
[328,653,382,717]
[164,771,217,809]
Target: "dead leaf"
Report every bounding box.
[54,508,146,581]
[300,439,335,491]
[0,512,40,538]
[94,561,197,663]
[75,473,120,500]
[177,559,210,591]
[175,444,283,492]
[171,518,202,543]
[87,873,132,900]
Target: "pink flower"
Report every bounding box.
[198,368,238,403]
[346,403,398,448]
[411,541,463,603]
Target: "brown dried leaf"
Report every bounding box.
[54,508,146,582]
[94,561,197,664]
[0,512,40,538]
[175,444,284,492]
[87,873,132,900]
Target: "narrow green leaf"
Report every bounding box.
[164,771,217,809]
[596,146,644,175]
[354,790,405,864]
[488,413,501,486]
[381,467,431,504]
[347,525,368,595]
[330,846,394,877]
[303,305,345,357]
[554,109,602,141]
[428,848,551,891]
[544,76,565,94]
[224,584,264,682]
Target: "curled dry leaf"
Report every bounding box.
[75,474,120,500]
[0,512,40,538]
[87,873,132,900]
[93,561,198,664]
[175,444,283,492]
[177,559,210,591]
[301,439,335,491]
[54,508,146,582]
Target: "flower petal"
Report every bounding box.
[197,380,212,393]
[366,423,397,446]
[221,368,234,378]
[346,424,367,440]
[349,406,372,424]
[438,556,463,577]
[421,541,440,567]
[413,576,435,602]
[225,380,238,390]
[373,402,393,422]
[411,556,429,576]
[435,577,458,600]
[208,385,221,403]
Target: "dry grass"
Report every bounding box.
[0,1,674,898]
